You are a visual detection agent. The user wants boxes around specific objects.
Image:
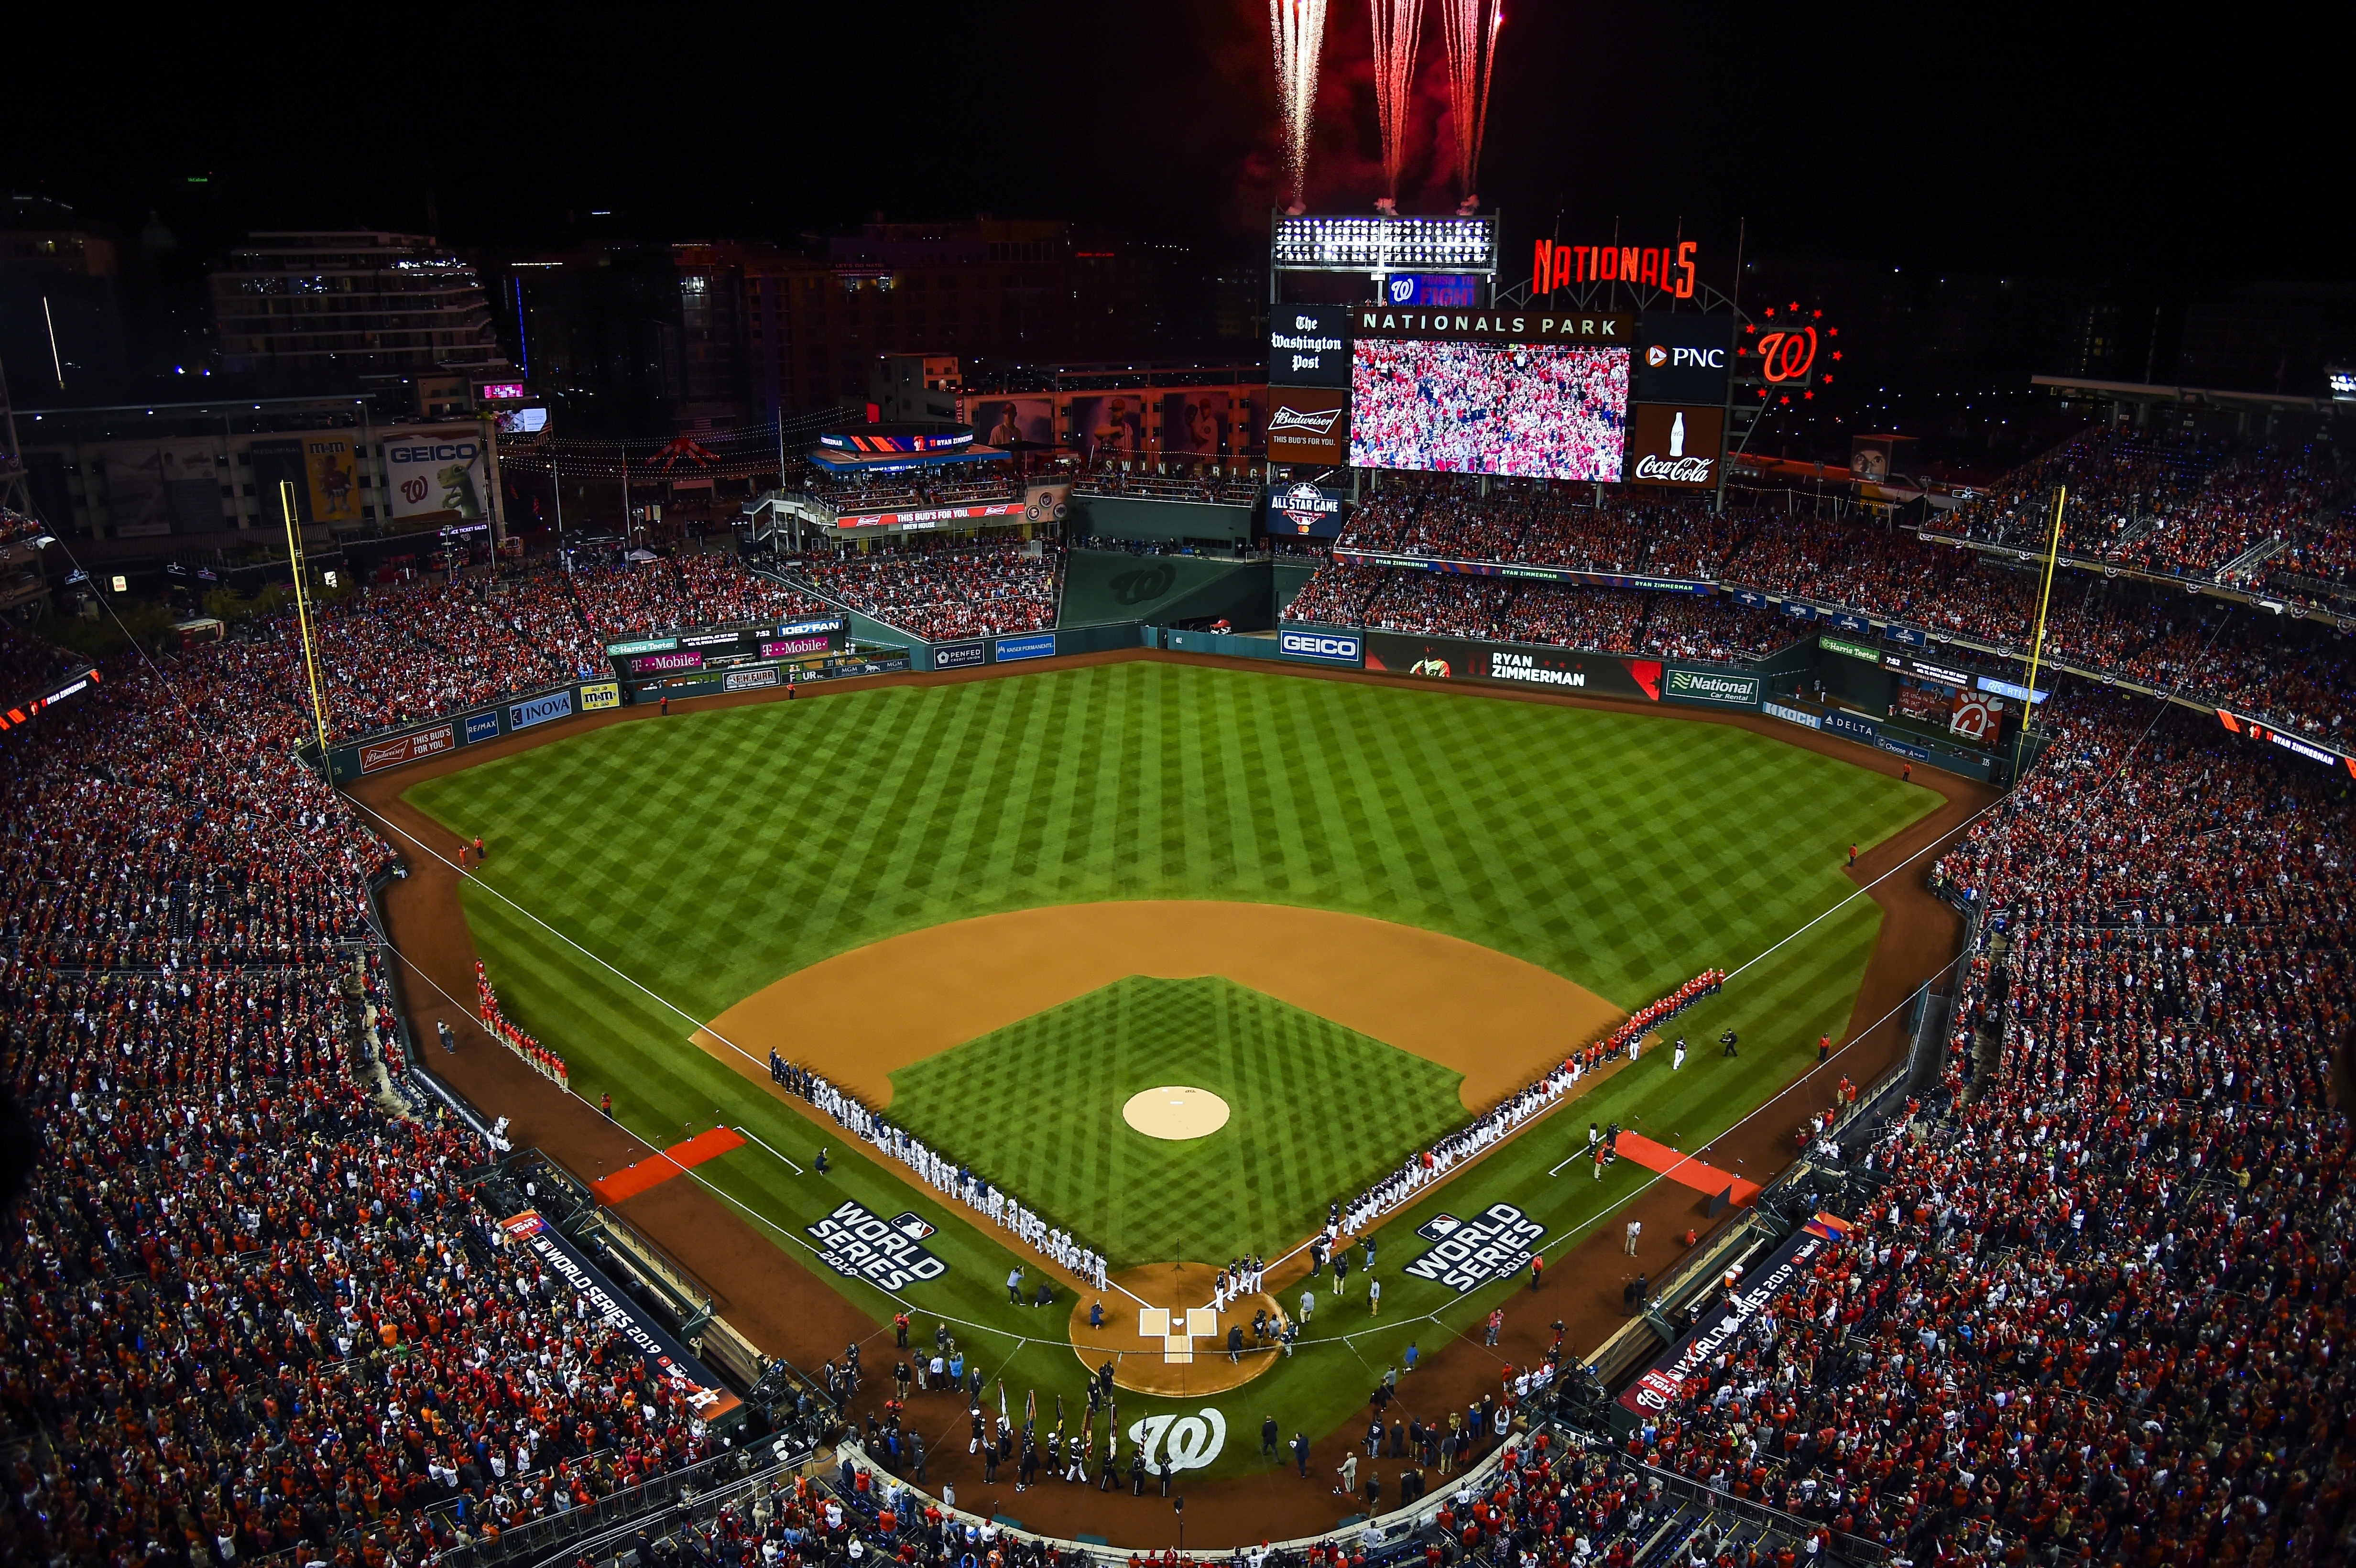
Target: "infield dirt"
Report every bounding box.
[690,902,1627,1111]
[353,647,1990,1548]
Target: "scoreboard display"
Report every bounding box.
[604,616,903,699]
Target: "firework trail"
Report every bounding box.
[1441,0,1502,207]
[1370,0,1425,204]
[1269,0,1331,212]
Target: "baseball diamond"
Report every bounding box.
[394,658,1936,1494]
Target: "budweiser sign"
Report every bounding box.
[358,722,458,775]
[1268,405,1341,436]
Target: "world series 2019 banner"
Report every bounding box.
[1619,1226,1831,1420]
[500,1211,740,1420]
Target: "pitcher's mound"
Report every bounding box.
[1122,1085,1229,1140]
[1069,1263,1284,1395]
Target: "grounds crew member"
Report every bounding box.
[1262,1415,1281,1459]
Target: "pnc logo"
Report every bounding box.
[1646,345,1725,370]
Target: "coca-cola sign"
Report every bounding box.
[1625,404,1724,489]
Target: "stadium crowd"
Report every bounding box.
[1620,692,2353,1566]
[1073,461,1259,507]
[1350,341,1628,480]
[0,623,742,1567]
[1287,458,2355,751]
[790,536,1059,642]
[803,463,1021,519]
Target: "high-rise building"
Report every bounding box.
[211,231,510,388]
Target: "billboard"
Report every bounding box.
[1156,389,1238,455]
[501,1211,739,1419]
[1267,305,1353,387]
[1363,631,1663,700]
[1278,629,1362,664]
[1350,339,1627,481]
[1266,385,1350,466]
[104,438,221,536]
[1625,404,1724,489]
[303,435,364,527]
[1635,313,1734,403]
[1268,482,1347,537]
[1067,394,1149,460]
[1663,665,1761,708]
[973,396,1057,448]
[358,722,457,775]
[1384,273,1482,307]
[384,426,490,526]
[993,632,1056,662]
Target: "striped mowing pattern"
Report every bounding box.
[885,975,1467,1270]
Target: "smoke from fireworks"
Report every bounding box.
[1440,0,1502,208]
[1369,0,1425,205]
[1269,0,1331,212]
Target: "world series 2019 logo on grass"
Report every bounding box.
[807,1199,948,1290]
[1403,1201,1545,1293]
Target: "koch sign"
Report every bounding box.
[1403,1202,1546,1294]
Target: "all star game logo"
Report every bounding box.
[1403,1201,1546,1294]
[1273,482,1343,536]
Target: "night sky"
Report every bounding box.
[10,1,2342,288]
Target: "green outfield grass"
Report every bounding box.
[405,660,1939,1484]
[887,975,1466,1267]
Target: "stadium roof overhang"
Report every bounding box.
[808,443,1010,476]
[2030,374,2329,415]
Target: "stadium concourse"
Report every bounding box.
[0,412,2347,1568]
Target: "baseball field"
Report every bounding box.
[404,658,1938,1492]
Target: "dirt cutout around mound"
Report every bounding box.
[693,902,1625,1112]
[1068,1263,1286,1396]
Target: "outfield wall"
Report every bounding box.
[1058,550,1261,628]
[1067,493,1255,544]
[323,676,627,785]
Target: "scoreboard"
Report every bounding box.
[606,616,905,699]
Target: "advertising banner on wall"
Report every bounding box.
[500,1211,739,1419]
[1620,1227,1831,1419]
[1625,404,1724,489]
[358,721,457,775]
[303,434,365,527]
[1635,312,1734,404]
[1268,481,1347,537]
[1266,386,1350,466]
[1067,395,1149,460]
[1277,628,1363,665]
[1663,665,1761,708]
[1156,389,1238,455]
[972,396,1058,448]
[104,438,222,536]
[1363,631,1663,700]
[1268,305,1353,387]
[383,425,491,525]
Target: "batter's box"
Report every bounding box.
[1138,1307,1171,1338]
[1185,1307,1217,1339]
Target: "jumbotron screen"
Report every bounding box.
[1348,339,1629,480]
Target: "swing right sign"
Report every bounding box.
[1624,404,1724,489]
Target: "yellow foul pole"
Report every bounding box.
[280,480,332,756]
[2011,485,2067,783]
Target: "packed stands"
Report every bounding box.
[805,461,1020,518]
[791,536,1059,642]
[0,623,762,1566]
[1927,427,2350,582]
[1622,692,2353,1566]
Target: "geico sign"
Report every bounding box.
[1634,454,1715,483]
[388,441,481,462]
[1644,344,1725,370]
[1281,631,1360,661]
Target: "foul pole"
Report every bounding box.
[2011,485,2067,784]
[279,480,332,756]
